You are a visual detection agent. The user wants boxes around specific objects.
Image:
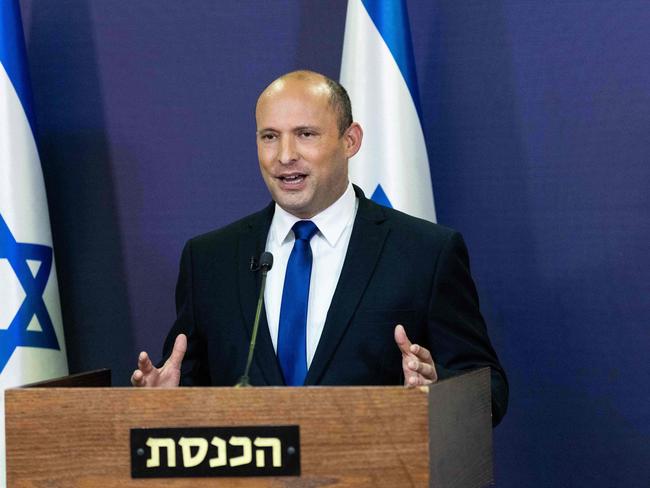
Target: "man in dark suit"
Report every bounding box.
[131,70,508,426]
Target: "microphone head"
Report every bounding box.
[259,252,273,271]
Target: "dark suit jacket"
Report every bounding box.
[162,187,508,425]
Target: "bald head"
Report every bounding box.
[257,70,353,136]
[254,69,363,219]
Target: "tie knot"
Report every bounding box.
[292,220,318,241]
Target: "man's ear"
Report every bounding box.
[344,122,363,159]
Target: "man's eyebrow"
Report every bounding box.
[256,127,278,134]
[256,126,320,134]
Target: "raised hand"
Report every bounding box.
[130,333,187,387]
[394,324,437,386]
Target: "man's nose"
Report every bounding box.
[278,136,298,165]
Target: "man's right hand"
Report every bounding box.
[130,333,187,387]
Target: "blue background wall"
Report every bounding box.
[19,1,649,486]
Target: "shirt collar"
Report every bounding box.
[269,182,357,247]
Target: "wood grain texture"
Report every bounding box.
[6,386,430,487]
[6,369,492,487]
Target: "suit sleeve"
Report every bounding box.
[159,240,211,385]
[428,231,509,426]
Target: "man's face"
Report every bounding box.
[256,78,357,219]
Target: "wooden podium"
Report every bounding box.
[5,368,493,487]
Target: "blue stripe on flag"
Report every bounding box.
[0,0,36,133]
[360,0,422,117]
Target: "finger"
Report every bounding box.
[409,344,437,382]
[137,351,154,374]
[394,324,413,355]
[167,334,188,369]
[407,359,437,380]
[403,355,419,387]
[406,372,434,387]
[406,375,419,386]
[131,369,145,387]
[397,325,419,387]
[409,343,433,363]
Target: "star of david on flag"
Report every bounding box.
[0,215,61,373]
[341,0,437,222]
[1,0,69,481]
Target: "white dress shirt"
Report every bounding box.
[264,183,358,367]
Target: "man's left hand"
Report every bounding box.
[394,324,438,386]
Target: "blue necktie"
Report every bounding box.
[278,220,319,386]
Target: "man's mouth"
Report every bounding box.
[278,174,307,186]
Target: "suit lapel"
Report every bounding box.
[305,191,390,385]
[237,203,285,386]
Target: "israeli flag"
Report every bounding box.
[341,0,436,222]
[1,0,68,480]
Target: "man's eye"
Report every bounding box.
[261,133,277,141]
[300,131,315,138]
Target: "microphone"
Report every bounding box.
[236,252,273,387]
[259,252,273,272]
[249,252,273,272]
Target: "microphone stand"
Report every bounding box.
[235,253,272,387]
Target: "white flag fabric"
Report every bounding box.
[340,0,436,222]
[1,0,68,482]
